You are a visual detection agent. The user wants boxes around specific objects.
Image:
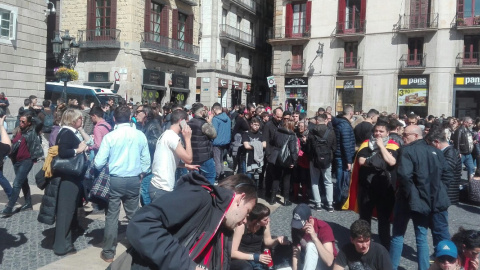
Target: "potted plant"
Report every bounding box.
[54,67,79,82]
[457,17,465,26]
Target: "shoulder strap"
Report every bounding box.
[322,128,331,140]
[98,124,111,132]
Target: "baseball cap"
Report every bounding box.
[435,240,458,258]
[291,204,311,229]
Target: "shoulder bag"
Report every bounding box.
[51,129,87,177]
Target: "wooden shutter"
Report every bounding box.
[8,11,16,40]
[144,0,151,33]
[458,0,464,19]
[185,14,194,44]
[338,0,346,31]
[172,9,178,40]
[110,0,117,30]
[305,1,312,34]
[87,0,95,30]
[285,3,293,37]
[360,0,366,29]
[160,5,169,37]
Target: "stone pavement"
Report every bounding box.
[0,158,479,269]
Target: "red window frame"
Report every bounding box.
[344,42,358,68]
[407,38,424,66]
[464,35,480,65]
[285,1,311,38]
[292,45,303,70]
[87,0,117,40]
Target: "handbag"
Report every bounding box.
[51,152,87,177]
[276,141,293,168]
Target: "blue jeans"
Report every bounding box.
[0,169,12,198]
[140,173,153,206]
[461,154,475,177]
[199,158,216,185]
[429,210,450,248]
[390,200,430,270]
[334,157,349,204]
[6,159,34,209]
[175,167,188,181]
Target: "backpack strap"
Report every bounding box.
[98,124,111,132]
[322,127,331,140]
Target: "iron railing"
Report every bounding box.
[285,59,306,73]
[456,52,480,67]
[335,20,366,35]
[236,62,242,73]
[267,25,311,39]
[231,0,256,13]
[397,13,438,30]
[455,13,480,27]
[219,24,255,48]
[400,54,426,69]
[338,57,361,71]
[77,29,121,48]
[140,32,199,61]
[221,59,228,71]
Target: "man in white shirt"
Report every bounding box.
[150,109,199,201]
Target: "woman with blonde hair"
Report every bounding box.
[52,109,91,255]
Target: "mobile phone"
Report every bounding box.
[180,119,187,130]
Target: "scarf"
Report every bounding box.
[368,135,390,151]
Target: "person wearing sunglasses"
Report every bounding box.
[429,240,460,270]
[451,228,480,270]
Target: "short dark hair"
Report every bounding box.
[89,106,104,118]
[170,109,188,124]
[451,227,480,251]
[247,103,255,111]
[250,117,260,125]
[29,95,37,100]
[171,103,183,112]
[283,111,292,117]
[212,103,222,111]
[113,106,131,123]
[317,114,327,121]
[82,99,91,107]
[318,107,325,113]
[247,203,270,223]
[373,120,389,130]
[218,174,257,202]
[425,127,447,144]
[192,103,204,115]
[388,119,403,131]
[293,111,300,116]
[350,219,371,239]
[24,99,31,106]
[43,100,51,107]
[260,112,269,118]
[367,109,379,118]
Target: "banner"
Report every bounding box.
[398,88,427,106]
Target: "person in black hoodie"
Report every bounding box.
[388,119,404,147]
[266,118,298,206]
[120,173,257,270]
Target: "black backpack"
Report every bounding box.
[42,110,54,133]
[312,128,332,169]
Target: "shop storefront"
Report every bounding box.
[142,69,166,104]
[170,74,190,106]
[231,80,243,106]
[454,75,480,117]
[397,76,429,117]
[218,78,229,107]
[285,77,308,112]
[335,78,363,113]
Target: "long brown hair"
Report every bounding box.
[284,119,295,132]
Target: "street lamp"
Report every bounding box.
[51,30,80,100]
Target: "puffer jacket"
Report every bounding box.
[331,116,355,164]
[397,139,453,214]
[267,127,298,166]
[37,176,61,225]
[212,112,231,146]
[19,124,44,160]
[443,145,462,204]
[143,118,162,162]
[453,126,473,155]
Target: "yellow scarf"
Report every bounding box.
[42,145,59,178]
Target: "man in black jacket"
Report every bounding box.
[262,107,283,201]
[123,173,257,270]
[389,125,453,270]
[452,116,475,180]
[426,128,462,248]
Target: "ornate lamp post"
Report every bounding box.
[51,30,80,100]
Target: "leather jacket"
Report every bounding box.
[18,125,43,160]
[453,126,473,155]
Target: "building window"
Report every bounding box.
[292,45,303,71]
[407,38,424,66]
[464,35,480,64]
[461,0,480,20]
[151,2,163,39]
[0,5,17,41]
[178,12,187,49]
[285,1,311,37]
[95,0,112,36]
[292,3,306,35]
[87,0,117,39]
[337,0,365,33]
[222,9,227,24]
[344,42,358,68]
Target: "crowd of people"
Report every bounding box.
[0,94,479,270]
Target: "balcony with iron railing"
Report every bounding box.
[219,24,255,49]
[140,32,199,63]
[285,59,306,74]
[456,52,480,72]
[337,57,361,74]
[267,25,311,45]
[454,14,480,33]
[334,20,366,41]
[400,54,426,72]
[395,13,438,35]
[77,29,121,49]
[230,0,256,14]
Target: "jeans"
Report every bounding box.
[230,259,267,270]
[390,200,430,270]
[0,169,12,198]
[429,210,450,248]
[148,182,169,202]
[461,154,475,178]
[140,173,153,206]
[333,157,349,204]
[6,159,34,209]
[199,158,216,185]
[102,176,140,259]
[310,162,333,207]
[298,242,329,270]
[213,145,227,178]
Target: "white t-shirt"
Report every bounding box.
[151,130,181,191]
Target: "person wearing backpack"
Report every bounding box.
[38,100,55,158]
[266,118,298,206]
[307,113,336,212]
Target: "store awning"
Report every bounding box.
[170,87,190,93]
[143,84,167,91]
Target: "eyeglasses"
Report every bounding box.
[20,120,27,124]
[135,110,144,114]
[437,256,457,264]
[402,133,416,137]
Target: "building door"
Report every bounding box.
[408,38,424,66]
[344,42,358,68]
[409,0,430,28]
[292,45,303,71]
[464,35,480,65]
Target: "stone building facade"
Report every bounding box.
[57,0,200,106]
[269,0,480,117]
[0,0,47,115]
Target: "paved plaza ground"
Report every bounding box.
[0,159,479,269]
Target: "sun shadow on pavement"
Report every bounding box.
[0,228,28,264]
